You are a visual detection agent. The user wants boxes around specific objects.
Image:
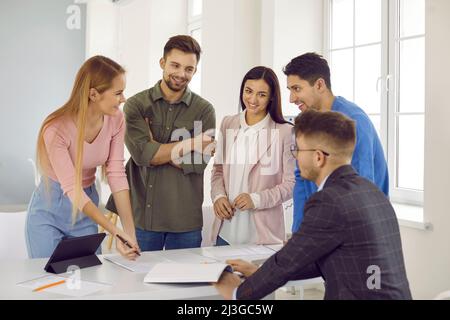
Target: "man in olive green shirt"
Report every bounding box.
[107,35,215,251]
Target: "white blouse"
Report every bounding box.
[218,110,270,244]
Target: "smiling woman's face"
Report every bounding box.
[242,79,271,117]
[93,73,126,116]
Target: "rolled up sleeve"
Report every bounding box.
[123,99,162,167]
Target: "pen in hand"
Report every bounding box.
[116,234,141,256]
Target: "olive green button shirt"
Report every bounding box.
[108,81,215,232]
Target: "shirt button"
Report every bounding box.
[147,204,151,208]
[169,108,173,111]
[166,127,170,130]
[149,185,153,188]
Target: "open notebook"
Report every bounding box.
[143,263,232,283]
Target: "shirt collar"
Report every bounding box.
[317,174,331,191]
[239,110,271,131]
[151,80,193,107]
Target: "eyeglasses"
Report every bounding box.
[290,145,330,158]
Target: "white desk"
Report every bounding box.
[0,245,284,300]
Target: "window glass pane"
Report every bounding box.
[191,0,202,17]
[355,0,381,45]
[330,49,354,101]
[189,28,202,94]
[354,44,381,114]
[399,37,425,113]
[331,0,353,49]
[400,0,425,38]
[397,115,424,191]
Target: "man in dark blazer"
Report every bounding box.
[214,110,412,300]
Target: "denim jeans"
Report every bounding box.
[25,178,100,259]
[216,236,230,246]
[135,228,202,251]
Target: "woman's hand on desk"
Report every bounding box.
[226,259,258,278]
[213,197,234,220]
[115,231,141,260]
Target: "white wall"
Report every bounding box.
[0,0,86,205]
[147,0,188,88]
[114,0,187,98]
[202,0,261,125]
[115,0,153,97]
[87,0,187,98]
[261,0,324,118]
[86,0,119,60]
[398,0,450,299]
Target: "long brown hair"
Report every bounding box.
[36,55,125,222]
[239,66,290,125]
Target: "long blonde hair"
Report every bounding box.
[36,55,125,222]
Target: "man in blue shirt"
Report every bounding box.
[284,52,389,232]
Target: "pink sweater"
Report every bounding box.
[43,112,129,210]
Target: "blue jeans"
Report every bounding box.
[25,178,100,259]
[216,236,230,246]
[135,228,202,251]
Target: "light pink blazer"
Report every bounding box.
[210,114,296,245]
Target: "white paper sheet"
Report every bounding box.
[103,253,172,273]
[17,275,111,297]
[203,245,276,259]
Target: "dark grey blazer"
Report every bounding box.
[237,165,412,300]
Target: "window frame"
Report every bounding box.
[387,0,425,205]
[188,0,202,35]
[324,0,425,207]
[188,0,202,24]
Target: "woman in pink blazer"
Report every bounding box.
[210,66,296,245]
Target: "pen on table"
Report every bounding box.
[116,234,141,256]
[33,280,66,292]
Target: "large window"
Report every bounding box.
[188,0,202,95]
[326,0,425,207]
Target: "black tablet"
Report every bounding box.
[44,233,106,274]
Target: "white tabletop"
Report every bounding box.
[0,245,282,300]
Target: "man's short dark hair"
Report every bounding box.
[294,110,356,156]
[163,35,202,63]
[283,52,332,90]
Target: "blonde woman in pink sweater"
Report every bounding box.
[25,56,140,259]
